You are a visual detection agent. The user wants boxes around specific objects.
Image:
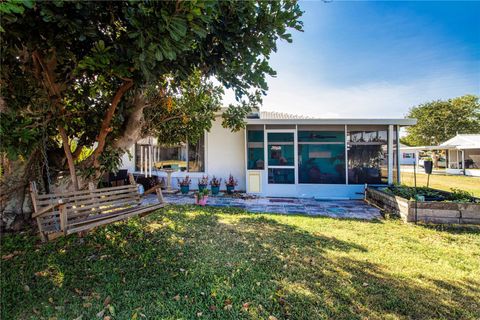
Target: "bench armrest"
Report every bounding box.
[32,199,64,218]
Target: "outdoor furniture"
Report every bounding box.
[29,174,164,242]
[108,169,128,186]
[160,168,177,194]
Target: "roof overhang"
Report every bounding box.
[400,146,442,151]
[246,118,417,126]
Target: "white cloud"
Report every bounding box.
[220,70,479,119]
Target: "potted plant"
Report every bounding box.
[177,176,191,194]
[194,188,209,206]
[198,175,209,192]
[225,174,238,194]
[423,157,433,174]
[210,176,221,195]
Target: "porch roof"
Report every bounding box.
[246,117,417,126]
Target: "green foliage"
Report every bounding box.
[1,0,303,179]
[383,185,478,203]
[402,95,480,146]
[449,188,475,202]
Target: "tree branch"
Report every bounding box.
[92,79,134,168]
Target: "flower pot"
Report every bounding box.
[198,184,207,192]
[424,161,433,174]
[180,185,190,194]
[211,186,220,195]
[195,195,208,206]
[226,185,235,194]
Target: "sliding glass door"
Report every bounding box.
[266,131,296,184]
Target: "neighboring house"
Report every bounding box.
[399,143,416,165]
[399,134,480,176]
[440,134,480,176]
[119,111,416,199]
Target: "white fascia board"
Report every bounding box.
[245,118,417,126]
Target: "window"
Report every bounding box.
[347,126,388,184]
[188,138,205,172]
[247,129,264,169]
[268,168,295,184]
[267,132,295,184]
[267,132,294,166]
[135,135,205,173]
[298,130,346,184]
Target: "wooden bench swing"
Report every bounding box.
[30,174,165,242]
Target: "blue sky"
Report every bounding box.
[224,1,480,118]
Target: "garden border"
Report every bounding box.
[366,187,480,224]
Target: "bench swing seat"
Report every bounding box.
[30,175,165,242]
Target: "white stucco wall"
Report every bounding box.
[205,117,246,191]
[118,116,246,191]
[119,147,135,171]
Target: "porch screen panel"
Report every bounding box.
[268,168,295,184]
[267,132,294,166]
[347,126,388,184]
[297,131,346,184]
[247,130,264,169]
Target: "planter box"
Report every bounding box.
[366,188,480,225]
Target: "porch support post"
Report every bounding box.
[140,145,144,174]
[388,125,394,184]
[345,124,348,185]
[244,126,248,193]
[294,125,298,185]
[461,149,465,174]
[396,125,401,184]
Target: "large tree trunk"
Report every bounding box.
[113,93,147,150]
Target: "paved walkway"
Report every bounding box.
[143,193,381,220]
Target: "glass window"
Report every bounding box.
[298,130,345,184]
[268,168,295,184]
[247,130,264,169]
[393,126,399,184]
[157,144,188,171]
[268,132,294,166]
[298,131,345,143]
[136,135,204,173]
[347,126,388,184]
[188,137,205,172]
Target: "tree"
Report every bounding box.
[402,95,480,146]
[0,0,303,230]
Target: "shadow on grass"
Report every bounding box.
[1,206,479,319]
[415,222,480,235]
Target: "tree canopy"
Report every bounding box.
[402,95,480,146]
[1,0,303,190]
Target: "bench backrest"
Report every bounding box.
[31,183,141,233]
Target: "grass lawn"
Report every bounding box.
[2,206,480,320]
[400,171,480,197]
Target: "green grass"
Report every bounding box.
[2,206,480,319]
[401,171,480,197]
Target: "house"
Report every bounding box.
[440,134,480,176]
[119,111,416,199]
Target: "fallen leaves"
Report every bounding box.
[103,296,112,307]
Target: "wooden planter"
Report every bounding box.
[366,188,480,224]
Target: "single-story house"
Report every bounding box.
[440,134,480,176]
[399,134,480,176]
[119,111,416,199]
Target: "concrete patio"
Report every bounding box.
[143,193,382,220]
